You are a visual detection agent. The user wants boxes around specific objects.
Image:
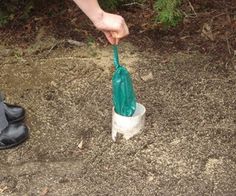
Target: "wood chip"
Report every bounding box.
[141,72,154,81]
[40,187,49,196]
[0,186,8,193]
[78,140,83,149]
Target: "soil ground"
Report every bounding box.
[0,1,236,195]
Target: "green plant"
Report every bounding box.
[20,0,34,20]
[0,0,16,27]
[87,35,96,46]
[154,0,182,27]
[99,0,144,10]
[0,0,34,27]
[0,11,10,27]
[99,0,119,10]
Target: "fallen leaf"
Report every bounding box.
[201,23,214,41]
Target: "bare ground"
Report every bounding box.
[0,36,236,195]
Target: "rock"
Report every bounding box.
[67,39,85,47]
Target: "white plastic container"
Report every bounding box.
[112,103,146,141]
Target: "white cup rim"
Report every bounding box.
[113,103,146,119]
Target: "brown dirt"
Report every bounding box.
[1,0,236,62]
[0,1,236,195]
[0,36,236,195]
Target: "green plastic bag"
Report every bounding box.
[112,45,136,116]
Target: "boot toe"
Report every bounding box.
[0,123,28,149]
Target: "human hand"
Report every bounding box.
[93,12,129,44]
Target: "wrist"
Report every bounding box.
[73,0,104,26]
[90,9,104,27]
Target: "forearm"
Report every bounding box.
[73,0,104,24]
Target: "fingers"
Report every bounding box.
[110,21,129,44]
[112,19,129,39]
[115,38,119,45]
[104,32,120,45]
[104,31,116,45]
[111,32,119,45]
[113,19,129,44]
[97,13,129,45]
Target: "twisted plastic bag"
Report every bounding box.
[112,45,136,116]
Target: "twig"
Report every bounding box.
[211,13,226,23]
[182,10,197,18]
[225,43,236,69]
[188,0,197,17]
[45,39,86,57]
[122,2,143,7]
[47,43,59,55]
[46,57,83,61]
[225,34,233,56]
[46,40,66,57]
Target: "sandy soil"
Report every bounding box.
[0,36,235,195]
